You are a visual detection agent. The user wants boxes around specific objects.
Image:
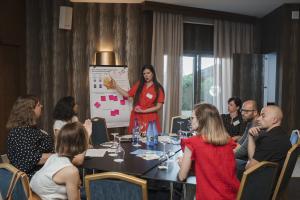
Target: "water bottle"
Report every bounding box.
[153,121,159,145]
[132,119,139,145]
[146,121,154,146]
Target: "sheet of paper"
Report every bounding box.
[85,149,107,157]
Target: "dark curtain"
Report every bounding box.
[26,0,151,134]
[183,23,213,55]
[232,54,263,109]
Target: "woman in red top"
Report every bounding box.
[178,103,240,200]
[112,65,165,134]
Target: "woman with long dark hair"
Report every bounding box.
[53,96,79,136]
[112,65,165,134]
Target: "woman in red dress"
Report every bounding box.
[178,103,240,200]
[112,65,165,134]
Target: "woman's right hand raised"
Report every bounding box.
[111,78,117,89]
[83,119,92,137]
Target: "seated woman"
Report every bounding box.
[178,103,240,200]
[221,96,246,140]
[30,121,91,200]
[53,96,79,137]
[6,95,54,178]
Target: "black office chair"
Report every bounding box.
[272,143,300,200]
[91,117,109,146]
[237,161,278,200]
[170,116,190,134]
[85,172,147,200]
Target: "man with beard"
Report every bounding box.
[235,100,259,179]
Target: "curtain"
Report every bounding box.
[26,0,147,134]
[151,11,183,133]
[213,20,254,113]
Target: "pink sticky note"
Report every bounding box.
[120,100,125,105]
[94,102,101,108]
[115,109,119,115]
[114,96,118,101]
[110,110,116,116]
[101,96,106,101]
[109,95,114,100]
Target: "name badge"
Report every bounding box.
[146,93,153,99]
[233,120,240,126]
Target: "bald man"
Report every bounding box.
[245,105,291,170]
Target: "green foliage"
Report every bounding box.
[182,74,193,111]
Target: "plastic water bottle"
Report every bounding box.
[146,121,154,146]
[153,121,159,145]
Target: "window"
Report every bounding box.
[181,56,194,116]
[181,55,214,115]
[181,22,214,115]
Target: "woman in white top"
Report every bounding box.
[53,96,79,136]
[30,121,91,200]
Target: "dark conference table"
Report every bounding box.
[82,141,182,177]
[82,139,196,199]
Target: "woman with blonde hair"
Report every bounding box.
[6,95,54,178]
[30,121,91,200]
[178,103,239,200]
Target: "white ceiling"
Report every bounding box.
[70,0,300,17]
[147,0,300,17]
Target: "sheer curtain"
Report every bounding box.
[151,11,183,133]
[213,20,254,113]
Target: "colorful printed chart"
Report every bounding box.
[89,66,131,128]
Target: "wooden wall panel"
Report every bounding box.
[232,54,263,109]
[25,1,152,135]
[0,0,26,154]
[261,4,300,132]
[279,4,300,131]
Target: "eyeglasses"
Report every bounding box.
[241,109,255,113]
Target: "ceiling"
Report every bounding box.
[148,0,300,17]
[70,0,300,17]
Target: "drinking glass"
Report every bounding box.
[158,141,169,170]
[187,119,193,137]
[113,141,125,163]
[177,121,184,137]
[111,132,119,149]
[108,133,119,157]
[139,121,147,137]
[132,127,141,147]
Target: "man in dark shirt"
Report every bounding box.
[234,100,259,160]
[245,105,291,170]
